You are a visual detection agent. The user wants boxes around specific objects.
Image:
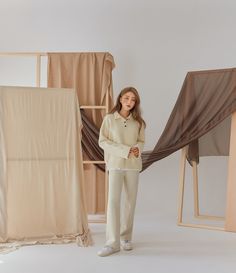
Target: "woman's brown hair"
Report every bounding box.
[109,87,146,131]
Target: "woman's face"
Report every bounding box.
[120,91,136,111]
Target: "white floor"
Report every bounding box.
[1,156,236,273]
[1,212,236,273]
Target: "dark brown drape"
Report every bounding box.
[80,67,236,232]
[81,68,236,172]
[81,109,105,172]
[142,68,236,170]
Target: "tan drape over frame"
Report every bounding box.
[48,52,115,214]
[0,86,92,254]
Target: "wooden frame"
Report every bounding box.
[0,52,109,223]
[0,52,47,87]
[177,147,224,231]
[177,112,236,231]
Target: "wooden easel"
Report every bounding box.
[177,112,236,231]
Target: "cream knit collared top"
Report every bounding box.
[98,111,145,171]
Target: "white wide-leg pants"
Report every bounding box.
[105,170,139,248]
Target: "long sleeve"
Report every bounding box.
[99,116,131,159]
[136,122,145,158]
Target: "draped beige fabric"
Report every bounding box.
[0,86,92,254]
[47,52,115,214]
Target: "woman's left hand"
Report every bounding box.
[131,147,139,157]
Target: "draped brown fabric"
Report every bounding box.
[142,68,236,170]
[80,68,236,171]
[47,52,115,214]
[143,67,236,232]
[81,109,105,172]
[79,67,236,231]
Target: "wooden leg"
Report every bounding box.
[177,147,187,224]
[192,161,200,217]
[225,112,236,231]
[36,54,41,87]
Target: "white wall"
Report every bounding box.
[0,0,235,225]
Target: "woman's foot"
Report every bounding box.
[121,240,133,251]
[97,246,120,257]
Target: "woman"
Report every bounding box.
[97,87,146,257]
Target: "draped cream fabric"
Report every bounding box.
[48,52,115,214]
[0,86,92,253]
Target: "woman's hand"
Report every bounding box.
[129,147,139,158]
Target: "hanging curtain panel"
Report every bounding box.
[0,86,92,253]
[47,52,115,214]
